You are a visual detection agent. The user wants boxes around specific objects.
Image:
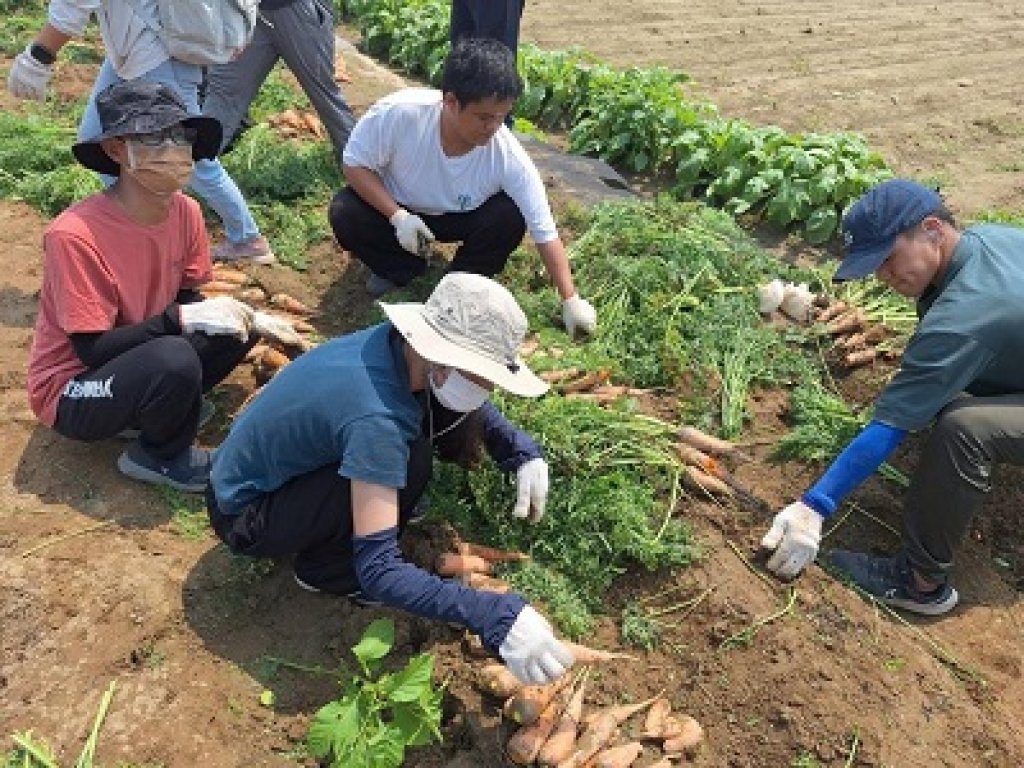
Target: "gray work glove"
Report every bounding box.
[389,208,435,255]
[498,606,575,685]
[562,294,597,337]
[761,500,823,580]
[180,296,254,340]
[8,45,53,101]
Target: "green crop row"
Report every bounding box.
[340,0,892,244]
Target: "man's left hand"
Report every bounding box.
[562,294,597,337]
[512,457,548,523]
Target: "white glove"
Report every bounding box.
[8,45,53,101]
[760,500,823,580]
[389,208,434,255]
[251,310,304,347]
[562,294,597,337]
[512,457,549,523]
[180,296,254,340]
[498,606,575,685]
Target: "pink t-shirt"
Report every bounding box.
[27,191,212,427]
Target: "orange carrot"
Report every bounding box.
[682,465,733,497]
[536,671,588,766]
[457,541,530,563]
[844,348,878,368]
[539,367,582,383]
[643,698,671,737]
[815,300,848,324]
[269,292,313,315]
[837,330,868,350]
[261,347,290,372]
[236,287,267,303]
[662,715,703,757]
[507,678,575,765]
[210,267,248,285]
[436,552,493,576]
[555,712,619,768]
[592,741,643,768]
[292,318,316,334]
[563,642,637,663]
[504,676,572,726]
[678,426,751,460]
[200,280,241,293]
[581,695,661,731]
[461,572,512,593]
[245,343,269,362]
[559,368,612,394]
[826,308,866,335]
[302,112,322,136]
[477,663,523,699]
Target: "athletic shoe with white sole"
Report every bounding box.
[212,235,276,265]
[829,549,959,616]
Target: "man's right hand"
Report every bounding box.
[8,45,53,101]
[498,606,575,685]
[180,296,254,340]
[760,500,823,580]
[389,208,435,255]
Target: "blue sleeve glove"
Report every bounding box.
[479,401,543,472]
[802,420,907,516]
[353,526,527,652]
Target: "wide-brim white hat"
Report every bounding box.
[380,273,548,397]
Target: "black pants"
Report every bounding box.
[207,435,433,593]
[328,187,527,286]
[54,334,250,459]
[450,0,524,54]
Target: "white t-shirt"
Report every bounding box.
[343,88,559,245]
[49,0,168,80]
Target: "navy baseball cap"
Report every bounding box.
[835,179,943,281]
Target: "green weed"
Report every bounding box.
[157,486,210,540]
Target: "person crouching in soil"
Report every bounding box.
[207,272,575,685]
[27,80,257,493]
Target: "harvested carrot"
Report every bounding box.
[539,367,582,383]
[261,347,290,372]
[678,426,751,461]
[477,663,523,699]
[844,348,877,368]
[555,711,618,768]
[292,318,316,334]
[682,465,733,497]
[656,715,687,740]
[643,697,671,737]
[662,715,703,757]
[580,695,661,732]
[269,292,313,315]
[302,112,322,136]
[463,631,490,658]
[559,368,612,394]
[457,541,530,563]
[837,330,869,350]
[815,300,848,324]
[461,572,512,593]
[675,443,717,473]
[507,677,575,765]
[826,308,866,335]
[536,671,588,767]
[436,552,492,577]
[235,286,267,304]
[504,676,572,726]
[245,343,269,362]
[210,267,248,285]
[563,641,637,663]
[593,741,643,768]
[200,279,241,293]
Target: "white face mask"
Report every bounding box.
[429,367,490,413]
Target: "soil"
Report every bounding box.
[2,5,1024,768]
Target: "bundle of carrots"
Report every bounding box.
[435,541,531,591]
[815,300,894,369]
[537,367,651,406]
[675,425,752,499]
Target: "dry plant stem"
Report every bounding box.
[819,503,854,542]
[19,520,115,558]
[844,729,861,768]
[725,539,780,595]
[645,585,716,619]
[718,587,797,651]
[848,500,900,538]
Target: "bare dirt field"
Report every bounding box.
[2,3,1024,767]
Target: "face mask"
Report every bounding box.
[125,141,194,197]
[428,367,490,413]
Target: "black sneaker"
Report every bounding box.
[293,572,382,608]
[116,441,211,493]
[118,397,216,440]
[829,549,959,616]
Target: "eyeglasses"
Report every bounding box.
[128,124,198,147]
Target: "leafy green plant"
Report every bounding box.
[157,486,209,540]
[6,682,117,768]
[307,618,444,768]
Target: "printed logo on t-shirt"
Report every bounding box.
[61,375,115,400]
[457,193,472,211]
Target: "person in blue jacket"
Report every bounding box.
[207,272,574,685]
[761,179,1024,616]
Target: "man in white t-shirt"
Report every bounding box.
[329,37,597,337]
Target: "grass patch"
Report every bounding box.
[157,486,210,540]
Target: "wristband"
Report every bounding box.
[29,43,56,66]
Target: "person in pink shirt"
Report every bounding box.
[27,80,257,492]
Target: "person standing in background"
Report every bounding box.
[450,0,524,127]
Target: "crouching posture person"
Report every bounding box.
[207,273,574,684]
[27,81,256,492]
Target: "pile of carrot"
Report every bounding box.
[267,109,324,139]
[816,300,893,369]
[676,425,750,498]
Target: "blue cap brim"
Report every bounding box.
[834,239,893,282]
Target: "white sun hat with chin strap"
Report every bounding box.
[380,272,548,397]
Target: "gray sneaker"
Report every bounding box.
[117,441,211,493]
[365,272,397,298]
[117,397,216,440]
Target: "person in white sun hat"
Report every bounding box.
[207,272,574,685]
